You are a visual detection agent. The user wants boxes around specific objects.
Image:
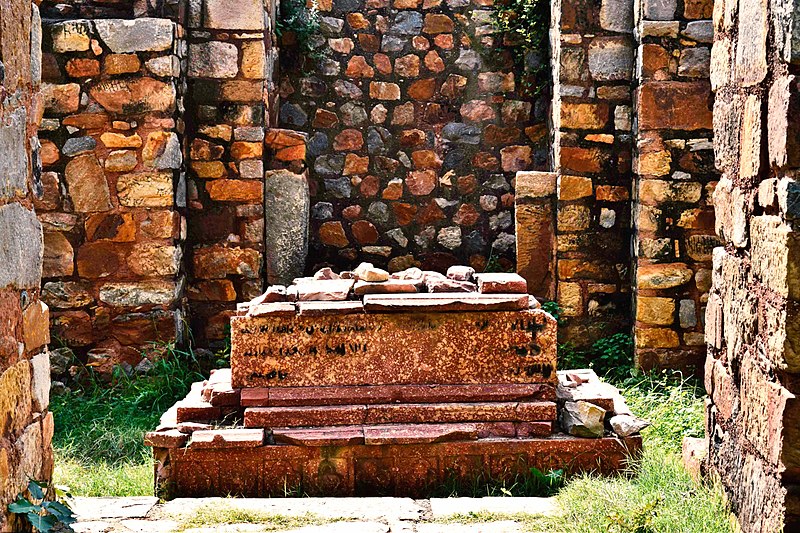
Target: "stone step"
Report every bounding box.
[361,293,530,313]
[271,421,552,446]
[239,383,556,407]
[243,401,557,428]
[231,309,556,388]
[150,434,642,498]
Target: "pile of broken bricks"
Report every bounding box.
[238,263,536,318]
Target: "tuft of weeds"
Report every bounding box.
[51,344,206,496]
[432,467,564,498]
[175,506,344,531]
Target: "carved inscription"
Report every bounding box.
[230,310,557,388]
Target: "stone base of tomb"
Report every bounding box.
[149,434,642,498]
[146,368,644,499]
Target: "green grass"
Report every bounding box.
[173,505,344,531]
[51,345,205,496]
[438,371,733,532]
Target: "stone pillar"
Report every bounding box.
[550,0,635,345]
[631,0,717,371]
[702,0,800,525]
[514,171,556,299]
[185,0,272,344]
[0,1,54,530]
[37,18,187,378]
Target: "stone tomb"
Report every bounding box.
[146,271,642,497]
[231,309,556,388]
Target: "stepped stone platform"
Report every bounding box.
[146,267,643,498]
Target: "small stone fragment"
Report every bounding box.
[354,262,390,282]
[560,401,606,438]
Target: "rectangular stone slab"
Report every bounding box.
[363,423,478,445]
[244,401,556,428]
[241,383,556,407]
[297,301,364,316]
[362,402,556,425]
[153,434,642,498]
[230,309,556,388]
[362,293,529,313]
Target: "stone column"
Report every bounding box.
[185,0,271,344]
[631,0,717,371]
[514,171,556,299]
[702,0,800,525]
[37,17,187,377]
[550,0,635,345]
[0,2,54,530]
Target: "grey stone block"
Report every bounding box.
[264,170,310,286]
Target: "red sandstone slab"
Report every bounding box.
[516,401,557,420]
[354,280,420,295]
[272,426,365,446]
[426,279,477,292]
[177,422,213,434]
[157,434,643,498]
[231,309,555,388]
[245,405,367,428]
[190,428,265,449]
[248,303,296,317]
[362,293,529,313]
[363,423,478,445]
[240,383,556,407]
[176,384,223,423]
[475,422,517,438]
[516,421,553,437]
[296,279,355,301]
[201,369,241,407]
[145,429,188,448]
[363,402,556,424]
[297,301,364,316]
[474,273,528,294]
[240,388,271,406]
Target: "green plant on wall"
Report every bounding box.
[277,0,324,61]
[491,0,549,95]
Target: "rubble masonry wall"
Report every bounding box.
[0,0,54,530]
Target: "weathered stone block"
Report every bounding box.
[638,82,713,131]
[600,0,634,32]
[0,107,29,200]
[636,296,675,325]
[0,203,43,289]
[49,21,91,52]
[98,281,178,306]
[750,215,800,299]
[188,42,239,79]
[231,309,557,388]
[642,0,677,19]
[0,361,32,436]
[94,19,174,53]
[560,103,609,130]
[117,172,174,207]
[588,36,634,81]
[193,245,261,279]
[637,263,693,289]
[204,0,265,30]
[90,78,176,114]
[264,170,310,286]
[735,0,769,86]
